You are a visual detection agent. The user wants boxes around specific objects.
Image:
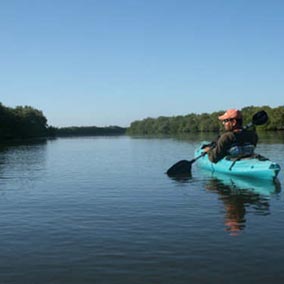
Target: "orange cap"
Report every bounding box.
[218,109,242,121]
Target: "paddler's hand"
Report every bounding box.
[203,146,211,153]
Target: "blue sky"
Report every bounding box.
[1,0,283,127]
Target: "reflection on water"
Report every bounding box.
[204,174,281,236]
[169,171,281,237]
[169,131,284,144]
[258,131,284,144]
[0,136,284,283]
[0,139,48,189]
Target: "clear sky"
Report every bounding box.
[1,0,283,127]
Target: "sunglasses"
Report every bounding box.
[222,118,234,124]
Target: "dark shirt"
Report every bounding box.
[207,129,258,163]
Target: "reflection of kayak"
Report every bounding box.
[203,174,277,236]
[200,169,281,195]
[195,141,281,181]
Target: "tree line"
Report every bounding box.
[127,105,284,135]
[1,102,284,140]
[0,103,55,140]
[0,102,126,140]
[56,126,126,136]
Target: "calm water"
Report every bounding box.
[0,134,284,284]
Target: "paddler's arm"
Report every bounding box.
[202,146,220,163]
[203,133,234,163]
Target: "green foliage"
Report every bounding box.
[55,126,126,136]
[127,106,284,135]
[2,101,283,140]
[0,102,125,140]
[0,103,50,140]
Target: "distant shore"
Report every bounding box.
[1,102,284,141]
[55,126,127,137]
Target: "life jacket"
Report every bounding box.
[227,143,255,158]
[226,130,256,158]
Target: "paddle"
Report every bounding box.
[166,110,268,177]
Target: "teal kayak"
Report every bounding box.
[194,141,281,181]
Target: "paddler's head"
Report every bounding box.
[218,109,243,131]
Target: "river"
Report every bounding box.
[0,133,284,283]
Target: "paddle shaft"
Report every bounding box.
[189,151,207,164]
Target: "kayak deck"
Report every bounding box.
[194,142,281,180]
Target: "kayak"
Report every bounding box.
[194,141,281,181]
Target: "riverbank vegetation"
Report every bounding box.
[56,126,126,136]
[0,102,126,140]
[127,106,284,135]
[0,103,55,140]
[1,102,283,141]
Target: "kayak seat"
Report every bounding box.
[253,154,269,161]
[225,153,269,161]
[226,154,269,171]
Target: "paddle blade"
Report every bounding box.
[166,160,192,177]
[252,110,268,126]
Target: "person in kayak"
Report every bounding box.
[203,109,258,163]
